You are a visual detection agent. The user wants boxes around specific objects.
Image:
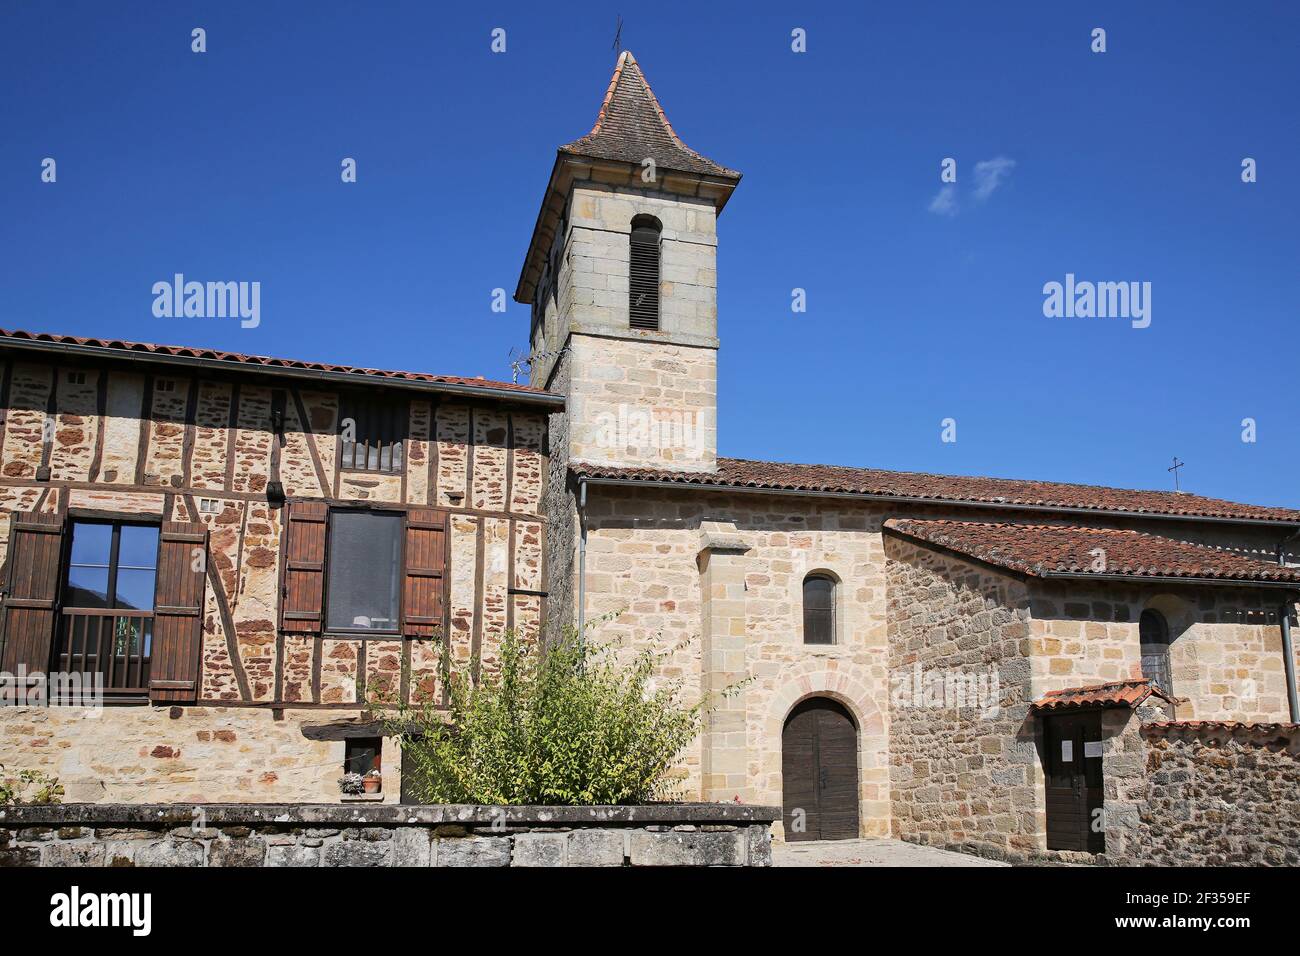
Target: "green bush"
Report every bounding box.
[0,765,63,806]
[376,627,727,805]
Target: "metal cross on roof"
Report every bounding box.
[612,15,623,53]
[1168,456,1186,492]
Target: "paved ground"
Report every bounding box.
[773,838,1008,867]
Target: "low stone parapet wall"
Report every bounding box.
[1121,721,1300,866]
[0,802,777,867]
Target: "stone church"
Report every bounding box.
[1,51,1296,863]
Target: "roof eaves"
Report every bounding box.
[576,472,1300,529]
[0,332,566,409]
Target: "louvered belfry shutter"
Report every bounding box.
[0,514,66,681]
[150,521,208,703]
[402,508,446,637]
[281,501,328,633]
[628,221,661,330]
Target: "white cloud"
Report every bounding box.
[927,184,958,217]
[928,156,1016,216]
[971,156,1016,202]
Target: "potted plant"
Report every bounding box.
[338,772,364,796]
[363,769,382,794]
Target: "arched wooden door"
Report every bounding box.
[782,697,859,841]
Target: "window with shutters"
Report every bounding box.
[55,520,160,701]
[339,394,406,473]
[802,573,837,645]
[324,511,403,633]
[1139,609,1173,694]
[628,215,662,331]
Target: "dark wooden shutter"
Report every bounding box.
[281,501,328,633]
[402,508,446,637]
[0,514,66,681]
[629,222,661,330]
[150,521,207,702]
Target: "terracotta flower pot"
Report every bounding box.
[363,776,382,794]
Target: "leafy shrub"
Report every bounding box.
[376,627,729,805]
[0,765,64,806]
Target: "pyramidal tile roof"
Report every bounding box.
[560,51,740,180]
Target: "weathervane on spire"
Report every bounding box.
[612,15,624,53]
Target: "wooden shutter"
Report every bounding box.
[281,501,327,633]
[150,521,208,703]
[0,514,65,681]
[402,508,446,637]
[629,223,661,330]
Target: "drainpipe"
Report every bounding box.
[1280,603,1299,723]
[577,479,588,651]
[1277,529,1300,723]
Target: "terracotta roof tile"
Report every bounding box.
[560,51,740,180]
[570,458,1300,524]
[1033,679,1175,712]
[0,328,557,401]
[883,519,1300,583]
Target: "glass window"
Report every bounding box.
[803,574,836,645]
[326,511,402,631]
[1139,609,1173,693]
[65,521,159,610]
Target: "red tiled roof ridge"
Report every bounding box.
[570,457,1300,524]
[1040,678,1156,698]
[0,327,551,395]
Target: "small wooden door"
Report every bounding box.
[1043,712,1105,852]
[782,697,859,841]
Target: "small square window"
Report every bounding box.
[66,371,87,385]
[339,395,406,473]
[198,498,222,514]
[345,737,382,795]
[155,379,175,392]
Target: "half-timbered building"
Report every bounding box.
[0,329,558,801]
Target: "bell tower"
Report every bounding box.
[515,51,741,475]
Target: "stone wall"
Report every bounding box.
[1028,581,1298,722]
[579,487,894,836]
[566,333,717,472]
[883,536,1039,859]
[0,803,777,867]
[1,706,407,803]
[1113,721,1300,866]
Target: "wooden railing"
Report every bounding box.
[54,608,153,700]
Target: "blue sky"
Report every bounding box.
[2,2,1297,506]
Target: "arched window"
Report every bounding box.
[1139,609,1172,693]
[803,573,836,645]
[628,215,661,330]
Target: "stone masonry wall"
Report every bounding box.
[1117,722,1300,866]
[566,333,717,472]
[883,536,1039,859]
[0,803,777,867]
[1028,581,1298,722]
